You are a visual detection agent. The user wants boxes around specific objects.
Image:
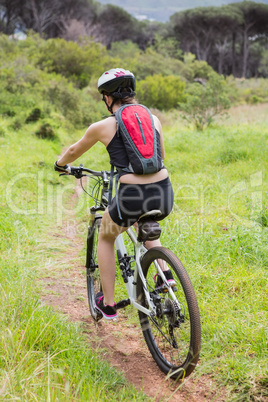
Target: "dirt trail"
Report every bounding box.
[38,190,225,401]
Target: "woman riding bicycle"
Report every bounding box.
[54,68,174,319]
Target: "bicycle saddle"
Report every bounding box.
[137,210,162,242]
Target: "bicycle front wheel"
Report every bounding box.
[86,216,102,321]
[137,246,201,379]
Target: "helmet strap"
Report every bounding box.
[102,94,115,114]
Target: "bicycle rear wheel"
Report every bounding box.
[137,246,201,379]
[86,216,102,321]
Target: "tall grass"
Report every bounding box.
[1,96,268,400]
[79,105,268,399]
[0,119,149,400]
[158,109,268,400]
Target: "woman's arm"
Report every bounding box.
[57,122,100,166]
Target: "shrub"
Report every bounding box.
[36,38,109,88]
[4,109,16,117]
[137,74,185,110]
[35,123,57,140]
[108,40,140,59]
[10,119,23,131]
[131,48,189,81]
[179,72,230,130]
[226,77,268,105]
[183,52,214,81]
[25,108,42,123]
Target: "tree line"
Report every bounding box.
[0,0,267,78]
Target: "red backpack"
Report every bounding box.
[114,104,163,175]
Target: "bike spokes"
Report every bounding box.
[137,247,201,379]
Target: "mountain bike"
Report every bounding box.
[61,165,201,380]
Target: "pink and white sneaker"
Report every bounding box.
[95,292,118,320]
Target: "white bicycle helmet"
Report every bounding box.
[97,68,136,96]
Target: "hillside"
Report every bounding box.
[97,0,268,21]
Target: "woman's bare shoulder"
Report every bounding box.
[85,116,116,146]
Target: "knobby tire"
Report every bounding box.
[137,246,201,379]
[86,216,102,321]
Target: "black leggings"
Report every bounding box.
[108,177,174,227]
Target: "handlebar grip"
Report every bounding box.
[54,161,71,174]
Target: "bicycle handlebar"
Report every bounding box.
[59,164,114,209]
[60,164,111,180]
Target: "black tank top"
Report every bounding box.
[106,132,129,169]
[106,130,163,175]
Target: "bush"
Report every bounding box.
[10,119,23,131]
[25,108,42,123]
[183,52,214,81]
[179,72,230,130]
[35,123,57,140]
[134,48,189,81]
[4,109,16,117]
[226,77,268,105]
[137,74,185,110]
[36,37,109,88]
[108,40,140,59]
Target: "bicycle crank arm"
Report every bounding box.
[115,299,131,310]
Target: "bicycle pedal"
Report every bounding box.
[161,285,177,293]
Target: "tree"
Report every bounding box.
[170,6,242,71]
[135,20,171,51]
[53,0,98,39]
[170,2,268,78]
[259,49,268,77]
[27,0,60,35]
[0,0,23,34]
[0,0,98,38]
[228,2,268,78]
[91,5,138,48]
[152,33,182,59]
[171,7,233,61]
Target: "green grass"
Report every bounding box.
[1,84,268,400]
[79,105,268,399]
[158,109,268,399]
[0,117,149,400]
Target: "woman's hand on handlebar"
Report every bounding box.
[54,161,71,174]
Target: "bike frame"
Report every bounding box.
[114,227,178,317]
[115,229,158,316]
[68,165,178,318]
